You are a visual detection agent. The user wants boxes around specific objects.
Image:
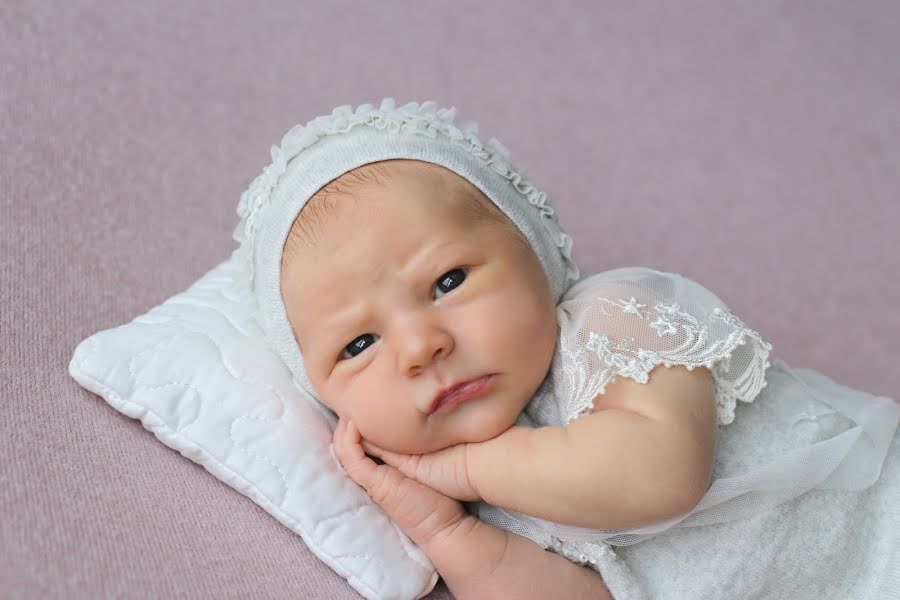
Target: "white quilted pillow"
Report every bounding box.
[68,250,439,600]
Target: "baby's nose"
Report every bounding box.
[396,320,454,376]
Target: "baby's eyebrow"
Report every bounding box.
[322,306,365,340]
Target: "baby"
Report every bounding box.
[281,158,719,598]
[245,100,898,599]
[284,157,716,507]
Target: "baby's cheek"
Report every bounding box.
[351,395,420,454]
[491,290,557,395]
[307,372,335,406]
[498,291,554,349]
[362,426,420,455]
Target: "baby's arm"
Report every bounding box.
[333,419,613,599]
[468,364,718,529]
[426,515,614,600]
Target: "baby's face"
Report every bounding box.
[281,160,558,454]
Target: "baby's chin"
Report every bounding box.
[371,422,512,455]
[325,393,523,454]
[422,417,517,453]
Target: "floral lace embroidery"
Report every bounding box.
[545,536,616,568]
[559,296,771,426]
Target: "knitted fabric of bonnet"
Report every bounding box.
[233,99,581,416]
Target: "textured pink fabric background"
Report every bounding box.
[2,1,898,598]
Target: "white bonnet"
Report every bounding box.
[233,98,580,415]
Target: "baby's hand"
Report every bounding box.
[360,436,480,502]
[332,419,469,550]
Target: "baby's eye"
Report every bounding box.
[434,267,468,299]
[337,268,468,362]
[340,333,378,360]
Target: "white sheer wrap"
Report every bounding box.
[472,267,899,559]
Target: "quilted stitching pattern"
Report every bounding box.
[68,255,439,600]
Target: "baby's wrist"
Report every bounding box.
[421,513,483,555]
[463,431,507,505]
[463,425,541,507]
[462,441,486,501]
[421,515,511,595]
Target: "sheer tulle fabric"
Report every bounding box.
[473,267,899,556]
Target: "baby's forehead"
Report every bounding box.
[283,159,516,262]
[347,160,489,212]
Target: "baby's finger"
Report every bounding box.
[360,440,382,457]
[334,421,382,487]
[335,422,417,509]
[333,419,362,465]
[361,441,421,479]
[332,418,345,446]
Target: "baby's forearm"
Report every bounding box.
[467,409,708,529]
[424,515,612,600]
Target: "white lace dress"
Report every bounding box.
[471,267,899,599]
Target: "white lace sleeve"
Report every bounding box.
[553,267,772,426]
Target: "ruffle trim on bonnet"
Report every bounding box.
[232,98,579,286]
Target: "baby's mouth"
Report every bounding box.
[430,374,497,414]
